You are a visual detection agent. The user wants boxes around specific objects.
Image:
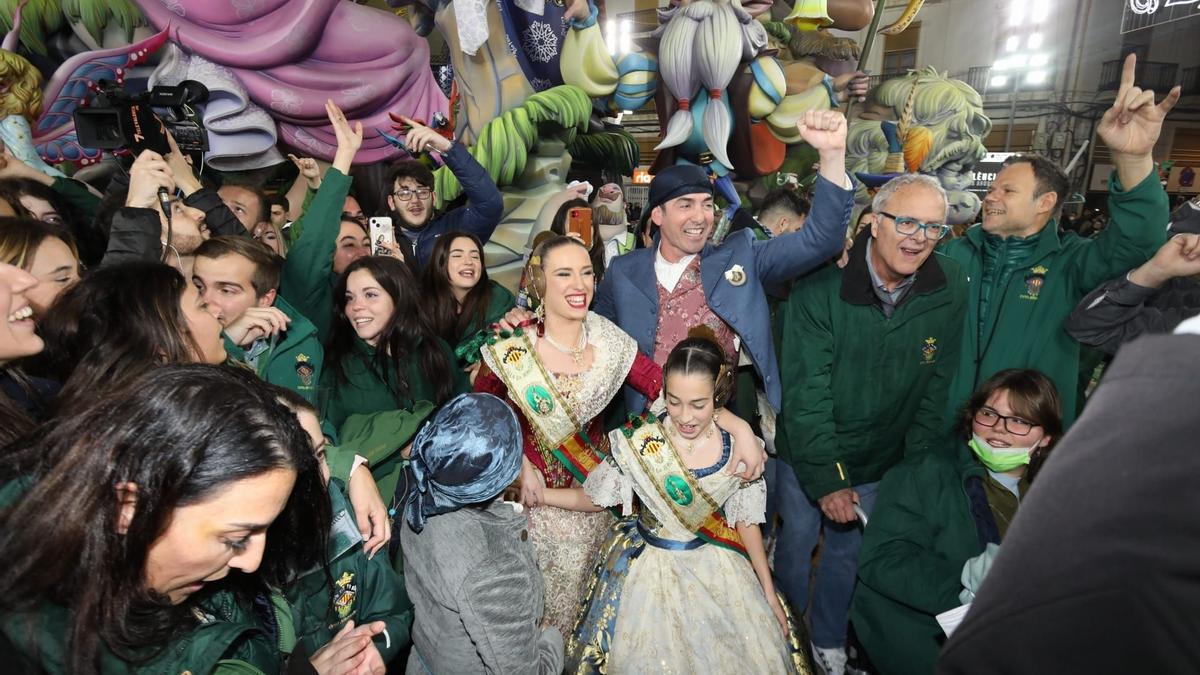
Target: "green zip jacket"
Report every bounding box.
[279,168,353,344]
[285,479,411,664]
[223,296,323,406]
[939,171,1168,428]
[851,449,999,675]
[777,235,966,500]
[0,479,277,675]
[450,281,516,367]
[321,338,467,502]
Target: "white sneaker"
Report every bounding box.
[810,643,848,675]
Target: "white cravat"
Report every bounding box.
[654,250,696,293]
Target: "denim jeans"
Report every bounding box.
[767,459,879,649]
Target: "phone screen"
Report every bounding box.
[567,207,593,248]
[369,217,395,255]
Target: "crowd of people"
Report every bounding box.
[0,51,1194,675]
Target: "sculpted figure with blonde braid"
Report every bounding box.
[472,235,763,635]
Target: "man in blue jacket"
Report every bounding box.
[593,110,856,416]
[385,118,503,268]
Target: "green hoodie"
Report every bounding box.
[777,235,967,500]
[224,296,323,406]
[279,168,353,344]
[285,479,411,663]
[939,170,1168,428]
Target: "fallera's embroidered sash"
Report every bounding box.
[484,329,603,483]
[615,413,747,557]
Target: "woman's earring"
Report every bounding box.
[535,301,546,337]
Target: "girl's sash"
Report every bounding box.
[483,329,603,482]
[614,414,747,557]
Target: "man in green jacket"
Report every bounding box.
[940,54,1178,428]
[193,236,323,405]
[777,174,966,672]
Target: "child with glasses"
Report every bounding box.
[850,368,1063,675]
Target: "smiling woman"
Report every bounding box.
[0,364,328,675]
[420,232,515,367]
[0,216,82,320]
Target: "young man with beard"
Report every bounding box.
[192,235,322,405]
[217,182,270,234]
[592,182,636,264]
[385,117,502,268]
[775,174,966,674]
[939,54,1177,428]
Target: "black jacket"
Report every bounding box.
[101,187,246,266]
[938,333,1200,674]
[1064,275,1200,355]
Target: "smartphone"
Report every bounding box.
[369,217,395,255]
[566,207,593,248]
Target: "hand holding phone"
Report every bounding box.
[369,216,395,256]
[566,207,593,249]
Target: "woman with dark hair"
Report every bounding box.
[0,216,82,321]
[420,231,514,374]
[35,261,226,409]
[0,262,44,445]
[0,364,332,675]
[549,198,606,282]
[851,368,1063,675]
[322,255,467,505]
[568,334,806,672]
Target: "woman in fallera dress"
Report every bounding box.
[568,333,810,674]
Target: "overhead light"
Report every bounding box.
[1006,36,1020,52]
[1008,54,1029,68]
[1028,32,1043,49]
[993,58,1009,71]
[1031,3,1049,22]
[1027,70,1048,85]
[606,19,617,55]
[990,75,1009,88]
[1030,53,1049,67]
[1009,0,1026,26]
[619,19,631,54]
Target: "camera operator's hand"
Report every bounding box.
[398,116,452,155]
[125,150,175,209]
[288,154,322,190]
[164,132,202,197]
[0,143,54,186]
[327,99,363,175]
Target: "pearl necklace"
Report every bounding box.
[542,324,588,366]
[669,418,716,454]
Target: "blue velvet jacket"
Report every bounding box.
[593,173,855,413]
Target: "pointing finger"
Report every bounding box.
[1117,52,1136,102]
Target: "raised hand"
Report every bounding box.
[398,116,452,155]
[125,150,176,209]
[1130,233,1200,289]
[1098,53,1181,159]
[223,306,291,345]
[327,99,364,173]
[798,110,848,184]
[164,132,202,196]
[833,70,870,103]
[0,144,52,186]
[565,0,590,23]
[288,153,322,190]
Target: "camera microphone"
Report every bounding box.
[158,187,174,264]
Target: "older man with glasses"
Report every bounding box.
[774,173,967,674]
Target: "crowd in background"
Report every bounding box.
[0,53,1198,675]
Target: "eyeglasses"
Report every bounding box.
[879,211,952,240]
[393,188,432,201]
[973,407,1037,436]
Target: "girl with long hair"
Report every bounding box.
[34,261,226,410]
[420,232,514,375]
[0,262,43,446]
[568,334,807,673]
[852,369,1063,675]
[0,364,331,675]
[0,216,82,321]
[322,255,467,507]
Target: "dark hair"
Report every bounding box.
[0,216,80,272]
[550,199,606,282]
[328,256,455,405]
[960,368,1063,483]
[663,335,734,407]
[266,194,290,214]
[0,178,94,262]
[195,235,284,296]
[758,189,811,220]
[36,262,204,410]
[219,181,270,225]
[0,364,328,675]
[388,161,435,192]
[1001,155,1069,217]
[0,182,30,218]
[421,232,497,346]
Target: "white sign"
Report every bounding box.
[1123,0,1200,32]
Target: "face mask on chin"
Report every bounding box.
[969,433,1039,473]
